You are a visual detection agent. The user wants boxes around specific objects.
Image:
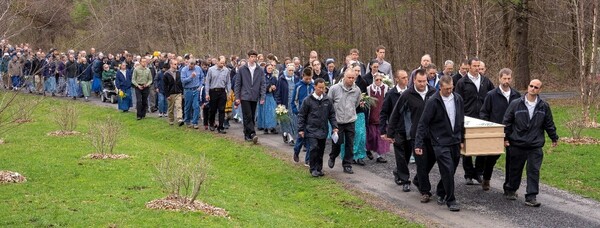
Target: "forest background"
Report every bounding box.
[1,0,599,102]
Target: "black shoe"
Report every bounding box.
[376,157,387,163]
[448,204,461,212]
[318,171,324,176]
[474,175,483,184]
[311,170,320,177]
[178,121,185,127]
[293,153,299,163]
[343,167,354,174]
[437,196,446,205]
[525,199,541,207]
[136,117,142,120]
[465,178,475,185]
[257,128,264,131]
[244,136,252,141]
[264,129,269,134]
[72,96,76,100]
[328,158,335,168]
[217,129,227,134]
[270,129,278,134]
[209,126,215,131]
[505,191,518,200]
[392,171,402,185]
[356,159,366,166]
[402,183,411,192]
[366,151,374,160]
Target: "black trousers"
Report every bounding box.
[393,133,413,184]
[434,144,461,206]
[503,146,512,192]
[208,89,227,130]
[241,100,258,137]
[482,154,502,180]
[135,86,150,118]
[463,155,485,179]
[308,137,327,172]
[412,139,437,195]
[330,122,355,168]
[202,105,210,126]
[504,146,543,200]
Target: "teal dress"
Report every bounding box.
[340,112,367,160]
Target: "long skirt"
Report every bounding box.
[340,112,367,160]
[44,77,57,93]
[366,124,390,155]
[280,111,298,140]
[67,78,78,97]
[118,88,133,111]
[80,81,91,97]
[256,93,277,129]
[91,76,102,93]
[57,76,66,95]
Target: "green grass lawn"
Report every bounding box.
[0,94,419,227]
[496,99,600,201]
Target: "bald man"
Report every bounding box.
[502,79,558,207]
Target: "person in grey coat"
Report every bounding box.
[234,50,266,143]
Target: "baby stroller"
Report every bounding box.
[100,70,118,103]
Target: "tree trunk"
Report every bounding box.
[514,0,531,90]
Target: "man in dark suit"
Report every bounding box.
[415,75,464,212]
[234,50,266,144]
[455,57,495,185]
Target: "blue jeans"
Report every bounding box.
[294,136,310,163]
[67,78,78,97]
[183,88,200,125]
[157,93,168,114]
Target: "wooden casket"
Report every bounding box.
[461,116,505,156]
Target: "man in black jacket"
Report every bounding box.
[388,69,437,200]
[503,79,558,207]
[163,60,183,126]
[479,68,521,191]
[455,57,495,185]
[415,75,464,212]
[380,70,410,191]
[298,78,338,177]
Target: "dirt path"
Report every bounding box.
[77,94,599,227]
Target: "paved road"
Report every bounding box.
[63,93,600,227]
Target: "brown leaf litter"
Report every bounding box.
[47,130,81,136]
[560,137,600,145]
[146,195,229,218]
[86,153,130,159]
[0,171,27,184]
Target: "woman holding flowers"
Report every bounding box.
[275,64,300,144]
[115,62,133,112]
[366,73,390,163]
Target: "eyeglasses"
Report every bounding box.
[375,79,382,81]
[529,85,540,89]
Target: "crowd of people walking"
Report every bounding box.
[1,39,559,212]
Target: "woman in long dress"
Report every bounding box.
[275,64,299,145]
[256,63,278,134]
[115,62,133,112]
[366,73,390,163]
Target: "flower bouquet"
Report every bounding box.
[275,104,290,123]
[118,89,127,99]
[382,77,394,88]
[360,93,378,109]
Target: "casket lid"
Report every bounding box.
[464,116,504,128]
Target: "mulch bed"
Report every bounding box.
[86,153,130,159]
[47,130,81,136]
[560,137,600,145]
[0,171,27,184]
[146,195,229,218]
[14,118,33,123]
